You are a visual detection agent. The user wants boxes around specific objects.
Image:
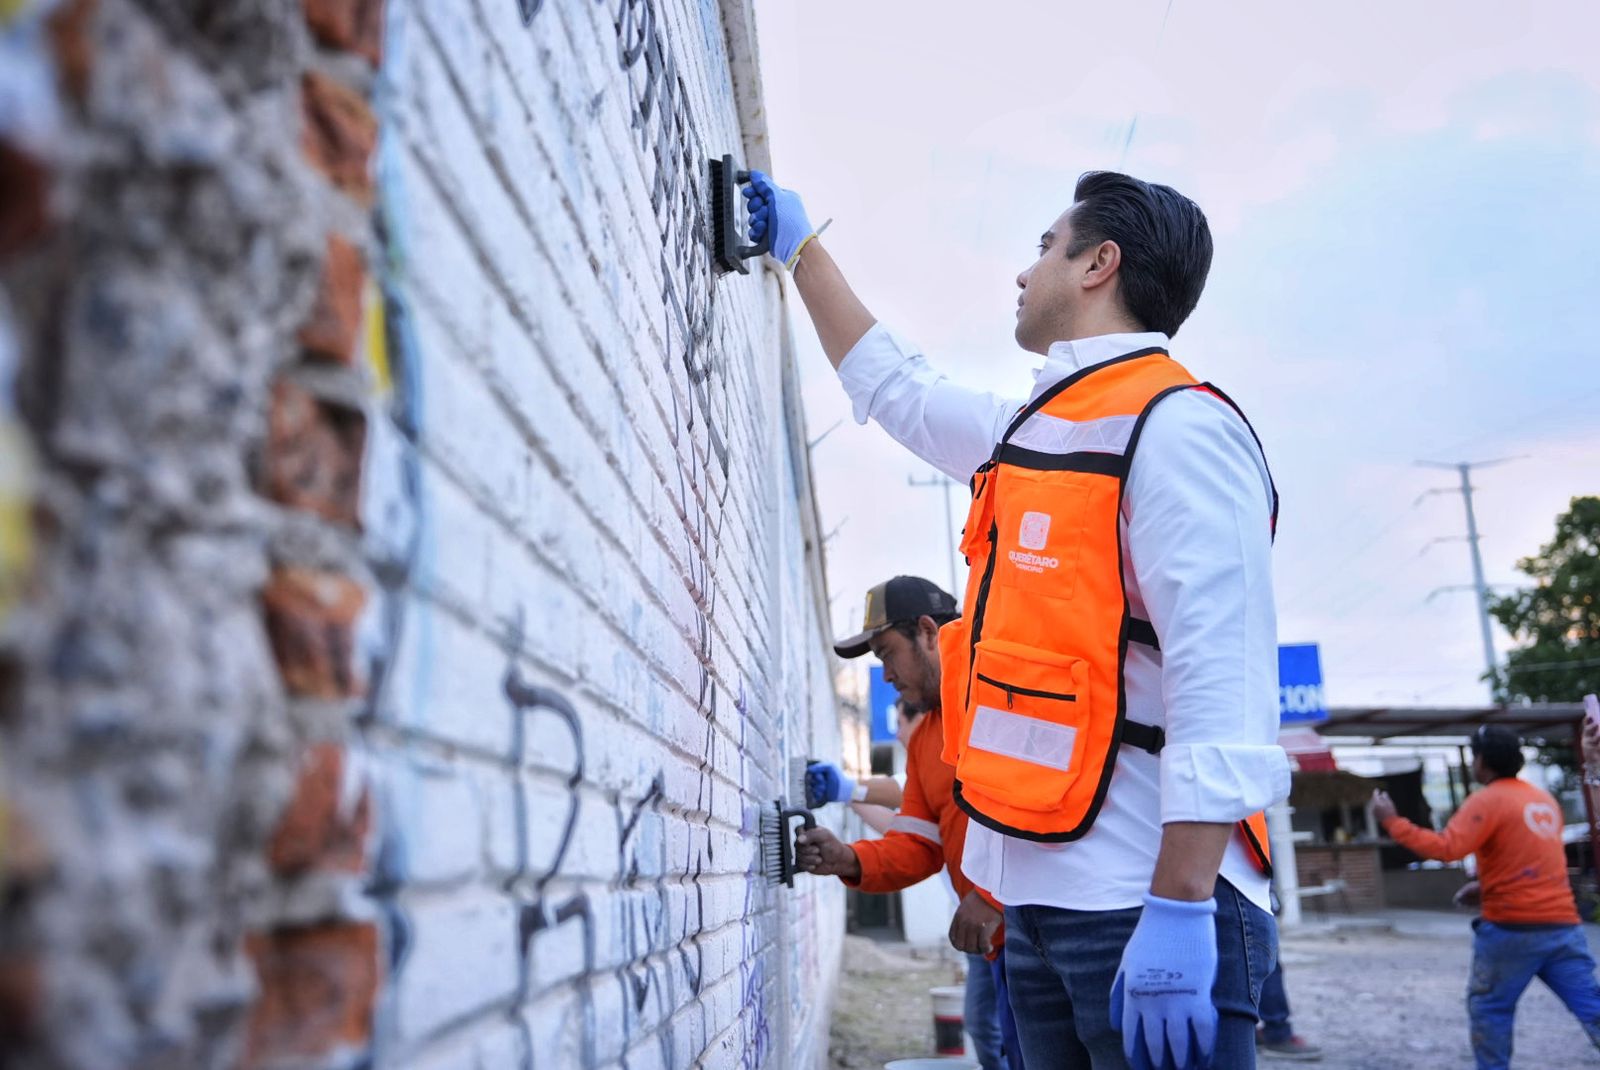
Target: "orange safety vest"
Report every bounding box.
[937,346,1276,876]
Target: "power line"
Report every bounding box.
[1276,508,1417,611]
[1421,387,1600,462]
[1504,656,1600,676]
[1118,0,1179,168]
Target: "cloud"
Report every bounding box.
[757,0,1600,703]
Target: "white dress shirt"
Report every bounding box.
[837,323,1291,912]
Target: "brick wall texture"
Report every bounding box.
[0,1,848,1067]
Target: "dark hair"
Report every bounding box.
[1064,171,1213,337]
[1472,725,1525,778]
[886,614,958,643]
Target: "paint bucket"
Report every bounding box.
[886,1060,979,1069]
[928,985,967,1056]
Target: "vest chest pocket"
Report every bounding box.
[958,639,1091,812]
[992,471,1093,602]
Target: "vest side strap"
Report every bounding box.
[1122,719,1165,756]
[1127,617,1160,651]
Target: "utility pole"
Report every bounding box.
[908,472,961,597]
[1417,457,1522,697]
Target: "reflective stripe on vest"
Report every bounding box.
[938,348,1279,850]
[1240,810,1274,878]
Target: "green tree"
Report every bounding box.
[1489,495,1600,703]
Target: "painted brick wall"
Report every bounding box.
[0,1,848,1067]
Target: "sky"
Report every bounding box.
[751,0,1600,709]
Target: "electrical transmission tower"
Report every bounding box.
[908,471,962,597]
[1416,457,1522,698]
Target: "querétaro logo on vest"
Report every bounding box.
[1009,511,1058,572]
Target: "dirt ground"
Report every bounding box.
[829,918,1600,1069]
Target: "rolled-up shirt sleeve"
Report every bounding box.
[1125,391,1292,824]
[836,323,1020,484]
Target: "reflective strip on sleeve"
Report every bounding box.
[888,814,942,844]
[968,705,1078,772]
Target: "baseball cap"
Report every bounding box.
[1471,724,1525,775]
[833,575,958,659]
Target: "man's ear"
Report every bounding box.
[1081,239,1122,291]
[917,615,941,646]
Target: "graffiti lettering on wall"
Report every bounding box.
[519,0,733,481]
[510,0,738,794]
[351,2,796,1064]
[502,611,765,1070]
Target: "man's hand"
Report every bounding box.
[949,891,1003,956]
[794,825,861,881]
[1110,894,1219,1070]
[1453,880,1482,909]
[1371,789,1398,826]
[804,762,858,808]
[1582,712,1600,769]
[743,171,818,269]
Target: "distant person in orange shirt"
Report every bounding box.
[796,575,1019,1069]
[1373,724,1600,1070]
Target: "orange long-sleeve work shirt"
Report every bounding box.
[845,708,1004,953]
[1382,776,1579,926]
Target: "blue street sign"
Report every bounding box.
[869,665,899,743]
[1279,643,1328,723]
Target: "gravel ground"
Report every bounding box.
[829,918,1600,1069]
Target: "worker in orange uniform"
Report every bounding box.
[1374,724,1600,1069]
[796,575,1021,1069]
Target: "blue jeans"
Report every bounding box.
[993,948,1023,1069]
[1004,879,1276,1069]
[1467,920,1600,1070]
[967,952,1006,1070]
[1258,960,1292,1044]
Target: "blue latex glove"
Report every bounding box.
[1109,893,1219,1070]
[742,170,818,269]
[804,761,857,807]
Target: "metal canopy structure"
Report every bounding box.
[1318,703,1587,741]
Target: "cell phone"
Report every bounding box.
[1585,694,1600,729]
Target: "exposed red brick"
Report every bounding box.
[0,953,41,1048]
[261,568,366,700]
[304,0,386,66]
[297,235,366,365]
[264,377,365,528]
[47,0,97,106]
[300,71,377,203]
[0,141,50,258]
[267,743,372,877]
[245,922,380,1066]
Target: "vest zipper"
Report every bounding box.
[974,674,1076,705]
[964,518,1000,712]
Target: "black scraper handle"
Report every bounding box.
[777,806,816,887]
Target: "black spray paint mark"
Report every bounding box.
[505,2,780,1064]
[523,0,733,479]
[501,613,686,1070]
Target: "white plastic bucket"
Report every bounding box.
[928,985,967,1056]
[886,1060,980,1070]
